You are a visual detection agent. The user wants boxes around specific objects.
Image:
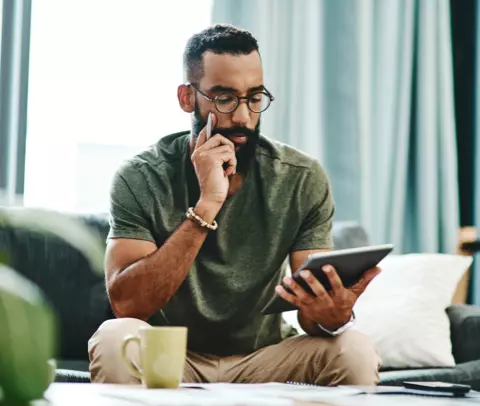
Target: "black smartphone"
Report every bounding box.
[403,381,471,396]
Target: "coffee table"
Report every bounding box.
[30,383,480,406]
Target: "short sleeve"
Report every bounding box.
[107,163,156,243]
[291,160,335,251]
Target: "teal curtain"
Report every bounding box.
[212,0,459,254]
[472,0,480,305]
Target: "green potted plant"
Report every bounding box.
[0,208,105,405]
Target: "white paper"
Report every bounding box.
[45,382,361,406]
[185,382,362,402]
[98,386,292,406]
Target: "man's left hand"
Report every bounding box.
[275,265,381,331]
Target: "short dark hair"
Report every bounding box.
[183,24,259,83]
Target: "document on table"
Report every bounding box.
[97,385,293,406]
[183,382,362,402]
[45,382,362,406]
[93,382,360,405]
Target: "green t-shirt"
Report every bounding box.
[108,131,335,355]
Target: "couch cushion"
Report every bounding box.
[379,360,480,390]
[332,222,369,250]
[57,359,90,372]
[448,304,480,364]
[0,212,113,361]
[353,254,472,369]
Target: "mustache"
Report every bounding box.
[213,126,258,138]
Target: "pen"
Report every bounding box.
[206,112,212,140]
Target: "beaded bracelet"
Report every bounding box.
[186,207,218,231]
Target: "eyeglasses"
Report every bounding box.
[187,83,274,114]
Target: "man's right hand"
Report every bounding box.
[191,113,237,217]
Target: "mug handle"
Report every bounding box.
[121,334,143,380]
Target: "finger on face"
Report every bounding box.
[299,270,332,304]
[225,163,236,176]
[322,265,344,293]
[282,276,314,305]
[213,151,237,176]
[204,133,235,150]
[195,112,217,150]
[207,145,235,155]
[275,285,300,308]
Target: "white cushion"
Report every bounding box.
[282,253,472,369]
[352,254,472,368]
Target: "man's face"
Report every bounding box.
[192,51,263,173]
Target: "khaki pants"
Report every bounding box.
[88,318,381,386]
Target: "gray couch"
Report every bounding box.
[1,212,480,388]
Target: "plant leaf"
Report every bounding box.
[0,208,105,275]
[0,264,57,404]
[0,250,9,266]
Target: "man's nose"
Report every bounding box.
[231,102,250,127]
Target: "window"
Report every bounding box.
[0,0,4,205]
[24,0,212,212]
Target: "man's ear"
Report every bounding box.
[178,84,194,113]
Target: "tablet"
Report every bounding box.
[260,243,394,315]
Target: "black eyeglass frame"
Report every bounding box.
[187,82,275,114]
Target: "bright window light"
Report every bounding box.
[24,0,212,212]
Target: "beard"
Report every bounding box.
[192,104,260,174]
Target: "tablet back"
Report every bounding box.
[261,244,394,315]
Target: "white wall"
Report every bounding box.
[75,143,145,213]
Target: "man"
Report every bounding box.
[88,24,381,385]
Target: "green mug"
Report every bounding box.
[121,326,187,388]
[47,359,57,384]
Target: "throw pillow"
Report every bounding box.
[352,253,472,368]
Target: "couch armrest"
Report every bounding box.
[447,304,480,363]
[332,222,369,250]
